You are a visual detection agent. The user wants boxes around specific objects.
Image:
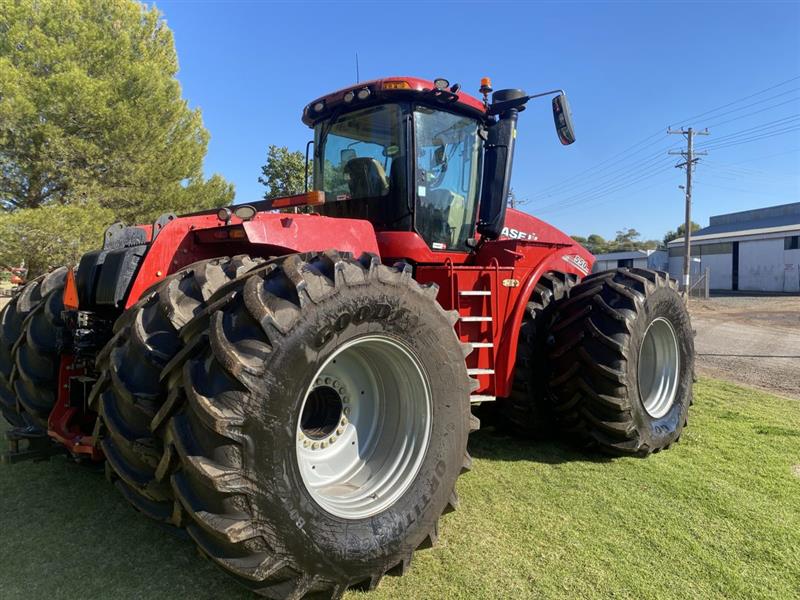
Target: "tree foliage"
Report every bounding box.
[258,145,309,199]
[572,229,662,255]
[0,0,233,224]
[0,201,114,277]
[663,221,701,246]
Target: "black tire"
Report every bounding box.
[497,272,578,436]
[0,288,38,427]
[548,268,694,456]
[90,255,263,522]
[160,251,475,598]
[5,268,68,428]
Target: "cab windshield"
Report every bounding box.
[313,102,483,250]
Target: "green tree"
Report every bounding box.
[663,221,701,246]
[258,145,309,199]
[0,201,114,277]
[609,228,642,251]
[0,0,233,223]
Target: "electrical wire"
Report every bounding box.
[536,157,676,213]
[669,74,800,127]
[703,96,800,129]
[528,75,800,212]
[527,129,670,200]
[531,142,681,204]
[698,126,800,151]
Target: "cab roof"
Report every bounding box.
[302,76,488,127]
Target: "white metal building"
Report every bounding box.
[592,249,668,273]
[667,202,800,292]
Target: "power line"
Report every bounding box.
[703,96,800,129]
[669,74,800,127]
[675,87,800,130]
[528,75,800,216]
[536,157,676,213]
[699,125,800,151]
[537,169,675,216]
[695,119,800,150]
[706,147,800,165]
[532,146,679,207]
[528,129,670,200]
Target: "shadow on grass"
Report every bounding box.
[467,427,613,465]
[0,449,251,599]
[0,422,608,598]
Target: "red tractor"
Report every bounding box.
[1,76,694,598]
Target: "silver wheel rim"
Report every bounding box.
[296,335,432,520]
[637,317,680,419]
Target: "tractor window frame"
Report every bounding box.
[410,102,484,253]
[312,102,414,230]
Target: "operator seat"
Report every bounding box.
[344,158,389,199]
[425,188,465,247]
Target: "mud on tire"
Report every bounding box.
[158,251,476,598]
[0,268,68,428]
[497,272,578,436]
[90,256,262,522]
[547,268,694,456]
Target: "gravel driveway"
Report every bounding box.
[689,295,800,399]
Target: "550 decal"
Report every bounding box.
[562,254,591,276]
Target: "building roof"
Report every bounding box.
[668,202,800,246]
[593,249,665,261]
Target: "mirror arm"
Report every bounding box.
[524,88,565,101]
[488,89,566,116]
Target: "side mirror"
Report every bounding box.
[552,94,576,145]
[340,148,357,164]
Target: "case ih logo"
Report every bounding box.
[562,254,590,275]
[501,226,538,241]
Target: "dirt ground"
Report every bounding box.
[689,294,800,399]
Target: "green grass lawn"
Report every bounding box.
[1,378,798,599]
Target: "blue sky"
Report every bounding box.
[155,0,800,241]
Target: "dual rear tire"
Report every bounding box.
[547,268,694,455]
[0,268,67,428]
[500,267,693,456]
[94,251,474,598]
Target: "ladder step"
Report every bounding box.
[469,342,494,348]
[470,395,496,404]
[459,290,491,296]
[460,316,492,322]
[467,368,495,376]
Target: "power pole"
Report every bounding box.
[668,127,709,292]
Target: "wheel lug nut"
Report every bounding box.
[303,440,310,448]
[321,441,328,449]
[336,427,343,435]
[312,442,319,450]
[343,407,351,416]
[330,436,337,443]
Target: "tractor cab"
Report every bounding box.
[301,77,576,256]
